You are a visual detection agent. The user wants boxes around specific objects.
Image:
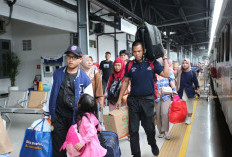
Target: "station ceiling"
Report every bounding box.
[50,0,213,52]
[96,0,213,51]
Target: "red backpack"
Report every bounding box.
[127,60,158,99]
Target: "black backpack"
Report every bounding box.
[135,22,165,61]
[107,75,123,104]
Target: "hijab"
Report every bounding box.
[106,58,125,91]
[80,55,98,80]
[113,58,125,80]
[176,58,191,91]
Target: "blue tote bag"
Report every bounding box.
[19,119,53,157]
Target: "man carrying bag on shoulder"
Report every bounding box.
[115,41,169,157]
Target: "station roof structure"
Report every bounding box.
[48,0,214,53]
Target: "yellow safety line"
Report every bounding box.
[178,99,198,157]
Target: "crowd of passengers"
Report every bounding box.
[1,40,201,157]
[51,41,200,157]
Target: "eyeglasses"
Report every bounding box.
[66,55,80,60]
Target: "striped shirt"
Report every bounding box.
[155,72,177,102]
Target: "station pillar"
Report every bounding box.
[77,0,89,54]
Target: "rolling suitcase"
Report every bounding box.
[98,131,121,157]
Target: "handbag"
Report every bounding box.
[107,75,123,104]
[169,100,187,124]
[161,86,173,95]
[19,119,53,157]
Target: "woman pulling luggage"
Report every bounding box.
[176,58,200,125]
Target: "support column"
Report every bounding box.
[190,45,193,64]
[180,46,183,63]
[77,0,89,54]
[114,26,118,59]
[166,28,170,58]
[177,46,180,63]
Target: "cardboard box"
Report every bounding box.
[103,106,129,139]
[0,116,14,154]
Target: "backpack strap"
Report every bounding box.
[128,60,155,72]
[148,60,155,71]
[127,60,134,73]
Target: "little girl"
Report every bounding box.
[61,94,107,157]
[105,58,129,111]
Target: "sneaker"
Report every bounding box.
[185,117,192,125]
[158,133,164,138]
[151,144,159,156]
[164,135,171,140]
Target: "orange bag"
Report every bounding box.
[169,100,187,123]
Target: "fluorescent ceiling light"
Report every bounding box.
[208,0,224,55]
[163,31,176,36]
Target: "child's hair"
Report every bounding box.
[76,94,98,125]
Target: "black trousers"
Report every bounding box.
[51,113,73,157]
[127,95,156,156]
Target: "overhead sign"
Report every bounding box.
[120,18,137,35]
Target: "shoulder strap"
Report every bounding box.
[128,60,134,73]
[94,70,97,98]
[191,70,193,80]
[148,60,155,71]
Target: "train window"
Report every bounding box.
[216,42,219,63]
[225,24,230,61]
[218,37,221,62]
[231,22,232,59]
[221,32,224,62]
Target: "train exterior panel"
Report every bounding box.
[209,1,232,134]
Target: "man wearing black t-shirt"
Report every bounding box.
[99,51,113,93]
[45,45,93,157]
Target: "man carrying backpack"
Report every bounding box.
[115,41,169,157]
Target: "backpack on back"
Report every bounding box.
[135,22,165,61]
[107,75,123,104]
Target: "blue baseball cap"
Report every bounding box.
[64,45,83,57]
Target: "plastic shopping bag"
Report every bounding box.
[29,118,51,132]
[169,99,187,124]
[19,119,53,157]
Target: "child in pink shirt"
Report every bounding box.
[61,94,107,157]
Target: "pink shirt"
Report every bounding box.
[78,113,107,157]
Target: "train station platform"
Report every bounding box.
[3,72,232,157]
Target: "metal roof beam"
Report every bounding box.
[151,2,207,11]
[139,0,144,19]
[176,30,207,38]
[173,0,197,42]
[157,16,210,27]
[103,0,143,23]
[150,6,165,21]
[47,0,77,11]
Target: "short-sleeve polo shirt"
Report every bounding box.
[125,59,163,96]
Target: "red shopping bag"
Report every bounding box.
[169,100,187,123]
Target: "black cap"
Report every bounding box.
[64,45,83,57]
[119,50,129,56]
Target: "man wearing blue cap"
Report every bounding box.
[46,45,93,156]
